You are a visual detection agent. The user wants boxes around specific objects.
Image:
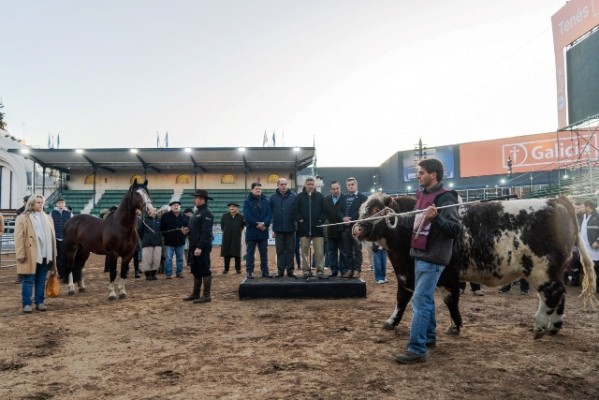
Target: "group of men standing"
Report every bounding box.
[241,176,368,279]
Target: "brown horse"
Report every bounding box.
[62,179,154,300]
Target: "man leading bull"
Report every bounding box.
[394,158,461,364]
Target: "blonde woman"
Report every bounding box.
[15,195,58,313]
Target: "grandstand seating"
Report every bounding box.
[89,189,174,216]
[44,190,95,215]
[180,189,274,217]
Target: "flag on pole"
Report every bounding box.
[165,131,169,147]
[48,133,51,148]
[57,133,60,148]
[157,131,160,148]
[263,130,268,147]
[272,131,276,147]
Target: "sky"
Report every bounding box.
[1,0,568,166]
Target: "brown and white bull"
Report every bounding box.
[353,193,597,339]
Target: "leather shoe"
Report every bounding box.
[287,272,297,278]
[394,351,426,364]
[262,273,273,278]
[353,271,361,279]
[246,272,254,279]
[341,270,354,278]
[275,271,285,278]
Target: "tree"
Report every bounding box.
[0,100,6,130]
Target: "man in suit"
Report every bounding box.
[324,181,345,277]
[337,177,368,278]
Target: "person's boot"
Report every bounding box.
[223,267,229,274]
[194,276,212,303]
[183,278,202,301]
[135,268,141,278]
[144,271,151,280]
[151,270,158,280]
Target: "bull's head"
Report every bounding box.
[353,193,393,241]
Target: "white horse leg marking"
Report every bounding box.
[118,278,127,299]
[68,272,76,295]
[383,306,400,330]
[108,282,117,301]
[78,276,86,292]
[533,293,552,339]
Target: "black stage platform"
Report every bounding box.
[238,276,367,299]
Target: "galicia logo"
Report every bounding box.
[502,135,598,168]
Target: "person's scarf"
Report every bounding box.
[30,211,53,263]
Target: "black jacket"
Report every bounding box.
[188,204,214,250]
[139,215,162,247]
[293,190,328,238]
[160,211,188,247]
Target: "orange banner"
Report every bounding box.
[459,130,598,177]
[552,0,599,128]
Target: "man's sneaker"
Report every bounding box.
[36,303,47,312]
[473,290,484,296]
[498,289,509,294]
[262,273,273,278]
[376,279,388,284]
[23,305,32,313]
[246,272,254,279]
[287,272,297,278]
[165,275,173,279]
[520,291,529,295]
[394,351,427,364]
[353,271,361,279]
[317,273,328,279]
[341,270,354,278]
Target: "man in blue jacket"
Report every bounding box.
[243,182,272,279]
[270,178,297,278]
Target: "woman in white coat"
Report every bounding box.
[15,195,57,313]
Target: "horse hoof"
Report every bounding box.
[549,329,560,336]
[446,325,460,336]
[119,293,127,300]
[109,295,117,301]
[382,322,395,330]
[78,288,86,293]
[533,330,545,339]
[68,290,76,296]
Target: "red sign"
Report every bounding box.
[459,130,598,177]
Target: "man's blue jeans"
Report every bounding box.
[408,259,445,355]
[373,250,387,281]
[246,240,268,275]
[164,245,184,277]
[21,261,49,307]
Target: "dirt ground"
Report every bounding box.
[0,248,598,400]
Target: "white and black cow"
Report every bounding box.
[354,193,597,339]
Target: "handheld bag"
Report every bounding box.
[45,274,61,298]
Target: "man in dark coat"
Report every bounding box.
[184,189,214,303]
[269,178,297,277]
[50,197,72,282]
[160,200,188,278]
[220,202,245,274]
[293,177,328,278]
[243,182,272,279]
[337,177,368,279]
[324,181,346,277]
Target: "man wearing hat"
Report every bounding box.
[160,199,188,278]
[184,189,215,303]
[220,201,245,274]
[51,196,72,281]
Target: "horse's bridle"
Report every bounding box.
[135,187,154,214]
